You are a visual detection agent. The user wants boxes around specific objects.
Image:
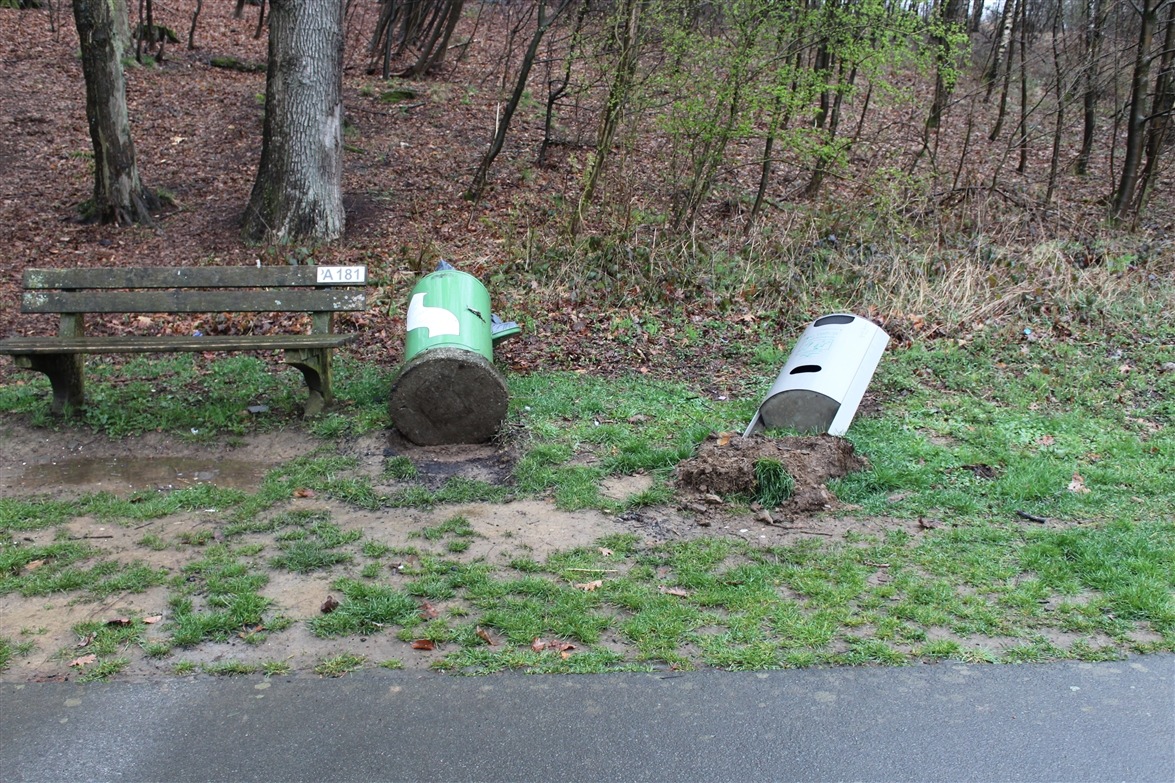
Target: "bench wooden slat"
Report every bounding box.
[5,265,368,417]
[22,289,367,315]
[0,334,355,355]
[22,266,362,289]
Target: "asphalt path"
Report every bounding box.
[2,656,1172,782]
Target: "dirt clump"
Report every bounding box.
[676,433,867,515]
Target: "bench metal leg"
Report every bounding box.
[284,348,333,417]
[14,354,85,415]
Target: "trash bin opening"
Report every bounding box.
[814,314,855,326]
[789,364,822,375]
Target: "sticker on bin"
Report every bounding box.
[315,266,367,284]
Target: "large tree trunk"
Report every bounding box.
[72,0,157,225]
[243,0,345,245]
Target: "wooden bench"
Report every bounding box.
[0,265,367,417]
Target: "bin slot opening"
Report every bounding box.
[814,314,855,326]
[789,365,822,375]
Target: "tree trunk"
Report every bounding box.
[1110,0,1160,220]
[575,0,642,226]
[243,0,345,245]
[1076,0,1104,175]
[1133,0,1175,214]
[984,0,1013,97]
[72,0,157,225]
[466,0,555,201]
[1044,0,1065,205]
[927,0,965,130]
[1016,0,1028,173]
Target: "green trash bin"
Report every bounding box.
[404,266,519,362]
[389,261,520,446]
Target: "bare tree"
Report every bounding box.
[369,0,466,78]
[1076,0,1104,175]
[1110,0,1168,219]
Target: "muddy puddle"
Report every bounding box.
[6,456,272,495]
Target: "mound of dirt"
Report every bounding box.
[676,433,867,514]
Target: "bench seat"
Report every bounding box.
[0,265,367,417]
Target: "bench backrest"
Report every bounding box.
[22,266,367,335]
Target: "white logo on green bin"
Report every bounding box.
[407,292,460,337]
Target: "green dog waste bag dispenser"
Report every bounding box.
[389,261,520,446]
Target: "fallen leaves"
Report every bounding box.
[410,639,436,650]
[476,627,497,646]
[597,547,613,557]
[321,596,339,614]
[69,654,97,668]
[419,601,439,619]
[658,585,691,597]
[1067,472,1091,494]
[574,579,603,591]
[293,488,316,498]
[531,638,576,658]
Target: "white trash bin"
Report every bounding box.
[744,313,889,437]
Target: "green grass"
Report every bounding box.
[1,284,1172,677]
[314,652,366,677]
[0,355,392,439]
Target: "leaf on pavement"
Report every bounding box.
[411,639,436,650]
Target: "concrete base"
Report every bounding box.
[388,347,509,446]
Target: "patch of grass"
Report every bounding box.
[308,579,420,637]
[169,546,272,646]
[416,515,475,541]
[383,478,510,509]
[262,660,292,677]
[1,539,168,599]
[315,652,365,677]
[382,456,419,480]
[754,459,795,507]
[138,534,169,550]
[0,637,36,672]
[269,517,360,573]
[78,657,130,682]
[202,661,258,676]
[435,645,638,675]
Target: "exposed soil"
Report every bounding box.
[0,418,935,682]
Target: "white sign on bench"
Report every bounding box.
[316,266,367,284]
